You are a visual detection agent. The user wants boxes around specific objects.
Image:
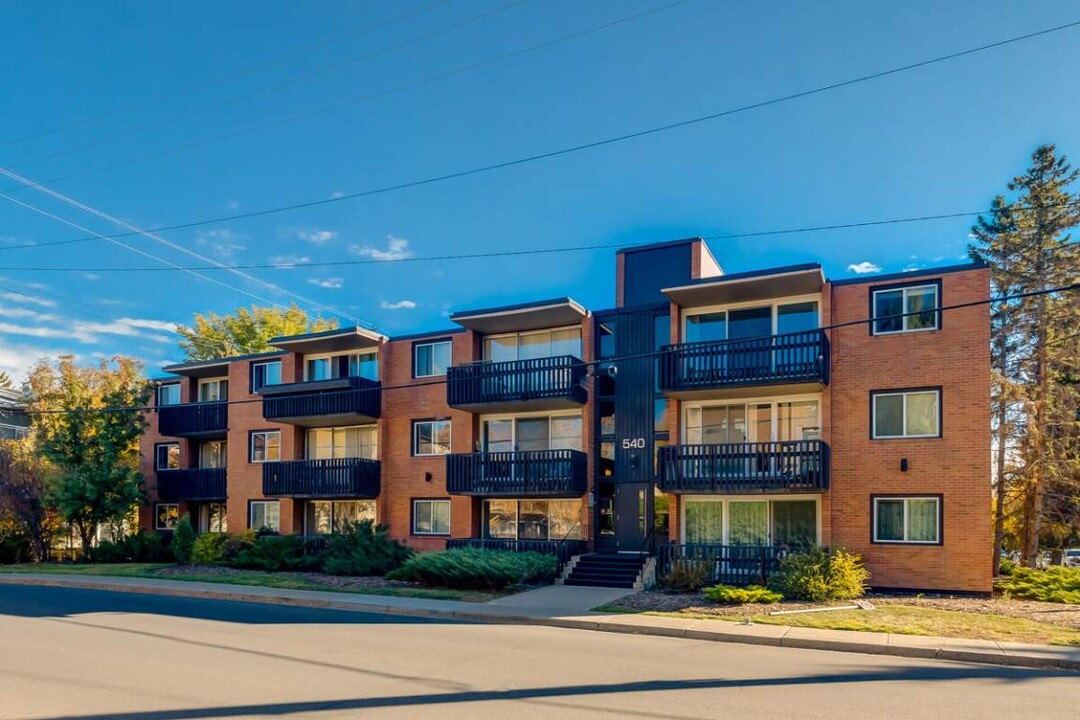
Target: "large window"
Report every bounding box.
[484,499,583,541]
[249,501,281,532]
[155,443,179,470]
[251,360,282,391]
[198,378,228,402]
[413,420,451,456]
[685,300,819,343]
[414,340,452,378]
[483,327,582,362]
[872,283,939,335]
[157,383,180,406]
[155,503,179,531]
[306,425,378,460]
[306,352,378,382]
[199,503,228,534]
[682,498,818,546]
[412,499,450,535]
[481,414,582,452]
[685,400,820,444]
[305,500,376,535]
[249,431,281,463]
[872,389,940,439]
[873,496,941,544]
[199,440,227,469]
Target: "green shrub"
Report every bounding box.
[704,583,783,605]
[229,534,319,572]
[94,530,173,563]
[191,533,231,565]
[386,548,557,590]
[995,566,1080,604]
[661,559,711,592]
[320,520,413,576]
[998,557,1017,576]
[770,547,868,601]
[173,515,195,565]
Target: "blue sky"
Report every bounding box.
[0,0,1078,379]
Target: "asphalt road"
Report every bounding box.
[0,585,1077,720]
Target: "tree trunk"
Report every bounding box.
[1023,230,1050,568]
[992,337,1009,575]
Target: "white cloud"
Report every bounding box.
[82,272,101,281]
[195,228,246,259]
[0,343,66,380]
[330,190,345,199]
[350,236,411,261]
[0,306,60,322]
[269,254,310,269]
[0,291,56,308]
[846,261,882,275]
[97,298,124,306]
[307,277,343,289]
[298,229,338,245]
[380,300,417,310]
[0,322,86,341]
[115,318,179,332]
[224,199,240,211]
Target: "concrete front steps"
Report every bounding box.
[561,553,648,589]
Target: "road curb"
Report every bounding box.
[3,575,1078,671]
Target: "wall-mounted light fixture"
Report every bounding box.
[900,458,909,472]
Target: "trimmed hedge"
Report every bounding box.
[94,530,174,563]
[386,548,558,590]
[704,583,783,605]
[996,566,1080,604]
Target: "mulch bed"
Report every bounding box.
[611,589,1080,629]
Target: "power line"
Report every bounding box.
[1,18,1075,254]
[0,0,690,202]
[0,0,452,149]
[21,281,1079,415]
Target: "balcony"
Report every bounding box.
[156,468,227,501]
[658,544,791,587]
[658,440,829,494]
[446,355,587,413]
[259,376,381,427]
[446,449,588,497]
[262,457,380,498]
[158,401,228,438]
[659,330,828,397]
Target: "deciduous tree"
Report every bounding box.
[177,303,338,360]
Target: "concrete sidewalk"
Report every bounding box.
[2,573,1078,671]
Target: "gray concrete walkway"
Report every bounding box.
[1,573,1078,671]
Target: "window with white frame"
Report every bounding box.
[873,496,940,544]
[305,500,376,535]
[155,443,180,470]
[414,340,453,378]
[872,284,939,334]
[481,414,582,452]
[249,430,281,462]
[305,352,378,382]
[682,497,818,547]
[413,420,451,456]
[306,425,377,460]
[251,360,282,391]
[249,501,280,532]
[872,389,940,439]
[484,499,582,540]
[684,300,819,343]
[412,499,450,535]
[483,327,581,363]
[157,383,180,406]
[198,378,228,402]
[155,503,179,530]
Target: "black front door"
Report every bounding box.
[614,482,649,551]
[595,481,617,552]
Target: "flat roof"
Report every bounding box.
[162,351,284,379]
[616,236,702,255]
[663,264,824,307]
[270,326,386,354]
[450,297,588,334]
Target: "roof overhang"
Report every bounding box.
[663,266,824,308]
[160,359,231,379]
[451,298,588,334]
[270,327,386,354]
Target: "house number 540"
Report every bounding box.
[621,438,646,450]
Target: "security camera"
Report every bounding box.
[605,364,618,378]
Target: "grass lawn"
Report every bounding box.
[599,603,1080,647]
[0,563,501,602]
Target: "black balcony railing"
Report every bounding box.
[158,401,228,437]
[658,440,828,494]
[447,355,587,408]
[447,538,588,566]
[446,449,588,497]
[658,544,804,586]
[260,376,381,423]
[262,457,381,498]
[156,467,227,501]
[659,330,829,392]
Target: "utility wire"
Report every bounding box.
[0,0,689,199]
[0,18,1075,254]
[0,0,452,148]
[20,281,1079,415]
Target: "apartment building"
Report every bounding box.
[139,238,991,593]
